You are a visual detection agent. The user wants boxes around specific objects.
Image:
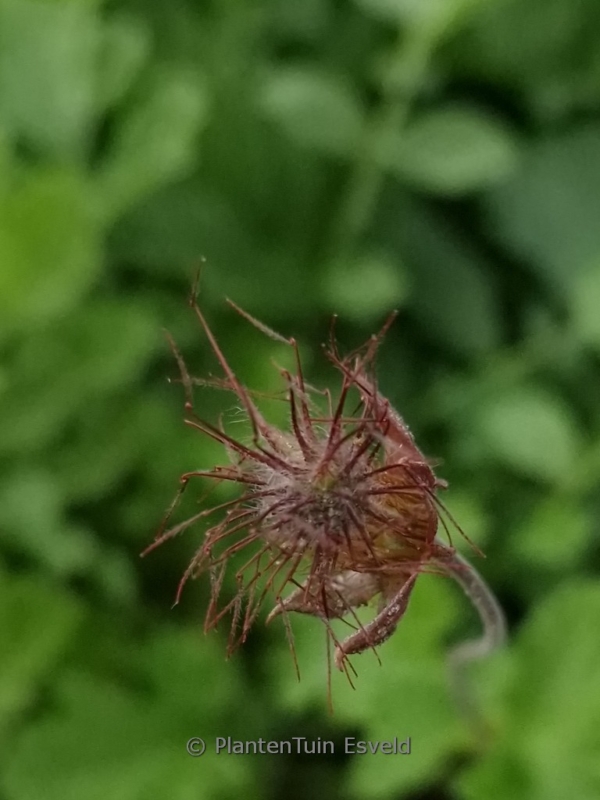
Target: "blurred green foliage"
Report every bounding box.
[1,0,600,798]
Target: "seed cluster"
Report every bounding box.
[143,293,464,677]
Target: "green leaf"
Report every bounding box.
[0,127,13,200]
[321,251,408,321]
[377,196,502,355]
[49,397,159,504]
[0,469,99,576]
[96,69,209,220]
[97,14,150,110]
[512,497,592,570]
[475,386,582,483]
[91,548,138,606]
[387,105,519,195]
[0,299,159,454]
[0,571,82,732]
[484,127,600,292]
[570,262,600,351]
[456,581,600,800]
[448,0,600,121]
[355,0,426,23]
[0,167,101,336]
[355,0,483,31]
[260,66,364,157]
[2,629,257,800]
[0,0,101,157]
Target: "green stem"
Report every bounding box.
[325,25,441,265]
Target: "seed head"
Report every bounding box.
[143,290,464,678]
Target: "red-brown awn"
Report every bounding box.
[142,280,506,725]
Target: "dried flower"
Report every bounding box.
[143,285,505,715]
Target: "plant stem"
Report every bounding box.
[325,26,438,266]
[436,544,507,739]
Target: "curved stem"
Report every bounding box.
[435,543,507,739]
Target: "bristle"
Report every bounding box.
[143,294,485,696]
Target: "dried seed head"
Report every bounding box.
[142,293,459,674]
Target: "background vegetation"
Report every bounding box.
[2,0,600,797]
